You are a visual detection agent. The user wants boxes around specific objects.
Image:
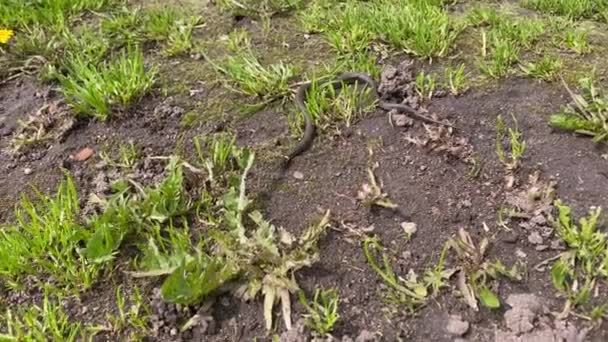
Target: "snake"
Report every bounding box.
[284,72,454,167]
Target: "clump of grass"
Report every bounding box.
[59,48,156,120]
[550,200,607,316]
[0,0,118,28]
[415,70,437,99]
[290,77,377,137]
[90,6,202,56]
[217,54,295,99]
[550,76,608,143]
[362,237,429,311]
[470,6,546,78]
[561,29,591,54]
[301,0,462,59]
[212,32,295,100]
[0,286,87,341]
[99,141,140,169]
[521,0,608,21]
[362,237,455,312]
[217,0,303,18]
[444,63,468,95]
[478,36,520,78]
[495,114,526,171]
[298,289,340,335]
[447,228,525,310]
[104,285,149,339]
[520,55,563,81]
[0,176,99,292]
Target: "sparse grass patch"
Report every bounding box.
[469,6,546,78]
[300,0,461,59]
[444,63,469,95]
[104,285,149,339]
[0,0,118,28]
[99,141,140,169]
[415,70,438,100]
[101,7,202,56]
[217,53,295,99]
[362,237,454,312]
[447,228,525,310]
[59,48,156,120]
[0,286,88,341]
[550,200,607,316]
[298,288,340,335]
[217,0,303,18]
[362,237,429,311]
[495,114,526,171]
[478,37,520,78]
[561,29,591,54]
[290,77,377,136]
[550,76,608,143]
[520,55,563,81]
[521,0,608,21]
[0,176,99,292]
[212,34,295,100]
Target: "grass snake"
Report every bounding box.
[284,72,454,167]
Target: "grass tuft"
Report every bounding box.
[0,286,87,341]
[0,175,99,292]
[550,76,608,143]
[59,48,156,120]
[520,55,563,81]
[495,114,526,171]
[301,0,461,59]
[521,0,608,21]
[298,288,340,335]
[550,200,607,313]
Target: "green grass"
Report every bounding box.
[289,77,377,137]
[217,54,295,98]
[550,200,607,313]
[521,0,608,21]
[301,0,461,59]
[560,28,592,54]
[59,48,156,120]
[469,6,547,78]
[520,55,563,81]
[298,288,340,335]
[495,114,527,171]
[104,285,149,338]
[0,286,88,341]
[213,29,295,100]
[0,0,118,28]
[99,141,140,169]
[415,70,438,99]
[550,76,608,143]
[0,176,99,292]
[447,228,524,310]
[217,0,303,18]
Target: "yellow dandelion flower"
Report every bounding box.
[0,29,14,44]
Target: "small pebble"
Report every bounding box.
[293,171,304,180]
[23,168,32,175]
[528,232,543,245]
[446,315,470,336]
[170,328,178,336]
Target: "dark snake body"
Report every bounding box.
[284,72,453,166]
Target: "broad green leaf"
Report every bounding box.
[477,286,500,309]
[161,256,236,305]
[130,238,192,278]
